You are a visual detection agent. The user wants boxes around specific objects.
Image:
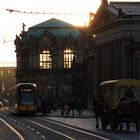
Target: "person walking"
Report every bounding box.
[69,97,75,117]
[77,98,83,115]
[41,99,48,115]
[60,99,65,116]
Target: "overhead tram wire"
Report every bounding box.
[0,0,12,44]
[4,9,95,44]
[2,12,15,44]
[6,9,88,16]
[3,40,14,44]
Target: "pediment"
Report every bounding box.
[92,1,140,30]
[92,8,116,29]
[91,2,118,30]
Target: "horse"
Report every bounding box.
[93,98,104,128]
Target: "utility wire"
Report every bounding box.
[4,9,94,44]
[6,9,90,15]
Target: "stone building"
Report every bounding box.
[88,0,140,98]
[0,67,16,99]
[14,18,87,106]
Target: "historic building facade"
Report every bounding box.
[0,67,16,100]
[14,18,88,106]
[88,0,140,98]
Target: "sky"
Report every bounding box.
[0,0,139,66]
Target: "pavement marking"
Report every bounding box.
[26,119,76,140]
[36,131,40,134]
[40,118,109,140]
[18,121,21,124]
[0,113,7,118]
[26,125,30,128]
[41,135,46,139]
[31,127,35,131]
[0,118,24,140]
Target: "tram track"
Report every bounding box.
[39,117,109,140]
[0,117,24,140]
[0,113,45,140]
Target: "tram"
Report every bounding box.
[8,83,37,115]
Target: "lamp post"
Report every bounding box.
[0,71,3,100]
[130,31,134,78]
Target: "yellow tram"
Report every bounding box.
[8,83,37,115]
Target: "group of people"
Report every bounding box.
[37,98,55,114]
[37,97,84,116]
[60,98,84,117]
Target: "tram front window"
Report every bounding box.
[19,92,35,105]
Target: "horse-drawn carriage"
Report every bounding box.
[96,79,140,132]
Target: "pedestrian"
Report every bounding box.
[69,97,75,116]
[37,98,42,112]
[41,99,48,115]
[60,99,65,116]
[77,98,83,115]
[63,102,70,117]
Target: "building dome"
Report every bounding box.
[28,18,81,38]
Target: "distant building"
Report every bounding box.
[0,67,16,99]
[14,18,88,106]
[89,0,140,98]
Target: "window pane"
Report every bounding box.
[64,48,74,68]
[39,50,52,69]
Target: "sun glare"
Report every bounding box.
[0,0,102,65]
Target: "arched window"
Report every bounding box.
[40,50,52,69]
[64,48,74,68]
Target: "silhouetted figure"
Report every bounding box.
[69,98,75,116]
[22,23,25,31]
[120,89,134,102]
[64,103,70,117]
[37,98,42,112]
[41,99,48,115]
[14,34,21,47]
[60,99,65,116]
[76,98,83,115]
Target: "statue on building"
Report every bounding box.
[20,23,26,39]
[118,8,125,18]
[22,23,25,32]
[14,34,21,47]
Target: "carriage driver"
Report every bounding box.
[120,88,134,102]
